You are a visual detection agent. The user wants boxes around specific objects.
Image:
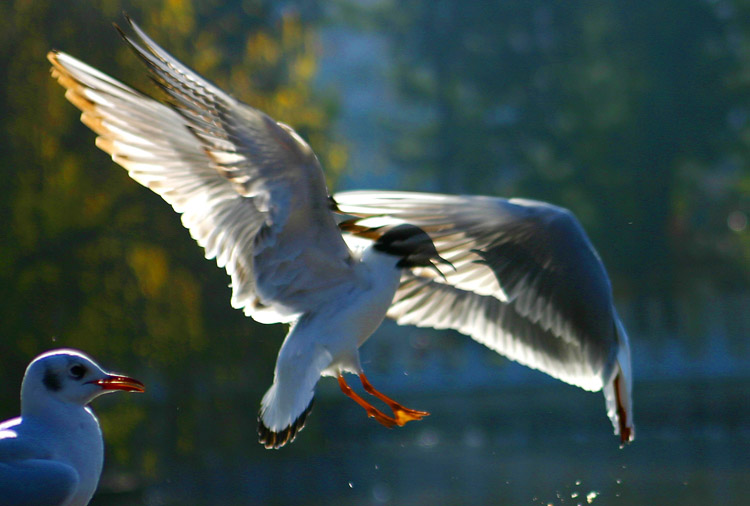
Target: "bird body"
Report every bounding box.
[0,407,102,506]
[48,18,634,449]
[0,350,144,505]
[258,230,438,446]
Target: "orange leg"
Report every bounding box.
[337,374,430,428]
[338,374,398,428]
[359,373,429,425]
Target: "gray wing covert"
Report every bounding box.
[0,430,78,506]
[334,191,619,391]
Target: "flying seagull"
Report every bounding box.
[47,17,634,448]
[0,349,145,506]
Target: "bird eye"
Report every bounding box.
[69,364,87,380]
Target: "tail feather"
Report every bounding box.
[257,324,331,449]
[258,398,314,449]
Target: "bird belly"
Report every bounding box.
[317,268,401,376]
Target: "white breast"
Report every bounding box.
[317,247,402,374]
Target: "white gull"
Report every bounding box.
[47,17,633,448]
[0,349,144,505]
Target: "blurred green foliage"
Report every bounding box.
[0,0,344,486]
[340,0,749,329]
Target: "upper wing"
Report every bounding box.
[0,460,78,506]
[0,425,78,505]
[48,18,352,323]
[334,191,619,391]
[0,420,35,461]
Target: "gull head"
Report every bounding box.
[21,349,145,411]
[373,224,454,278]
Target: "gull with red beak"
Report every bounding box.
[0,349,144,505]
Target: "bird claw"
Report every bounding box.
[392,406,429,426]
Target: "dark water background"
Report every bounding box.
[93,375,749,505]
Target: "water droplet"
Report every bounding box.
[417,428,439,448]
[728,211,747,232]
[464,427,485,448]
[372,483,390,503]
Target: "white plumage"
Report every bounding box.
[48,18,633,448]
[0,349,144,505]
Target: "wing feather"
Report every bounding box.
[0,424,79,505]
[0,460,78,505]
[49,19,353,322]
[390,276,605,390]
[335,191,621,390]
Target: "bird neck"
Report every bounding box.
[357,245,404,321]
[361,243,402,272]
[21,390,97,432]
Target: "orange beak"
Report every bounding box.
[89,375,145,393]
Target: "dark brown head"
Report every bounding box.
[373,224,453,276]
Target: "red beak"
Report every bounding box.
[90,375,145,393]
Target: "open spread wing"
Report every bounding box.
[48,18,352,324]
[334,191,620,391]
